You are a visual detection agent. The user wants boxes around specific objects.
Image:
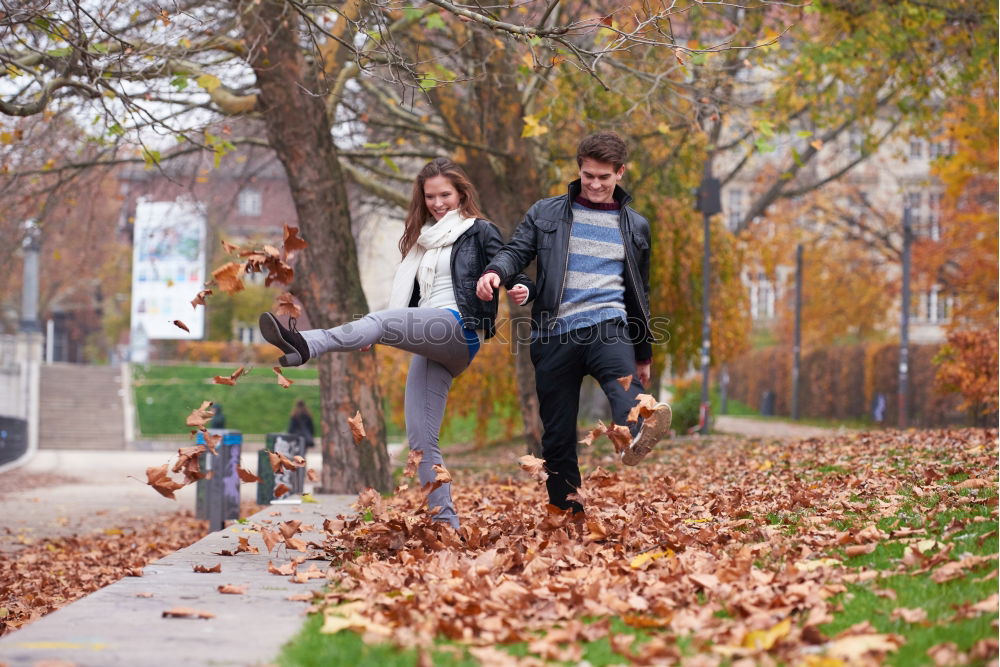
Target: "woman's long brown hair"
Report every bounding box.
[399,158,484,256]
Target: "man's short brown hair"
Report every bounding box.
[576,131,629,171]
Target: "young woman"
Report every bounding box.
[259,158,533,529]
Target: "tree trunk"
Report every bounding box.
[239,0,391,492]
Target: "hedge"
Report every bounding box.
[725,342,968,427]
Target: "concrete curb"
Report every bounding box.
[0,494,355,667]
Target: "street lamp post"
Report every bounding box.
[21,222,42,334]
[696,165,722,434]
[791,243,803,420]
[899,207,912,428]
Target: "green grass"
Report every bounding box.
[821,489,999,666]
[278,613,690,667]
[133,364,322,436]
[133,363,519,444]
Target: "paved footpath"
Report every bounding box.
[713,415,839,440]
[0,449,323,553]
[0,494,355,667]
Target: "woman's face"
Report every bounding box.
[423,175,461,221]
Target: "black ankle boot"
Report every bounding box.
[258,312,311,367]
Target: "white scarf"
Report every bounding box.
[388,209,476,309]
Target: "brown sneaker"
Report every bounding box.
[621,403,672,466]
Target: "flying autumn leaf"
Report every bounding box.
[145,464,185,500]
[185,401,215,428]
[190,289,212,309]
[274,293,302,319]
[607,424,632,454]
[307,468,318,483]
[236,466,260,483]
[172,320,190,333]
[423,464,452,494]
[348,411,366,444]
[212,261,245,294]
[278,520,303,541]
[274,483,290,498]
[518,455,548,483]
[192,563,221,573]
[627,394,660,423]
[617,375,633,391]
[579,420,607,447]
[200,429,221,455]
[221,239,240,255]
[212,366,246,386]
[283,224,308,256]
[172,445,206,484]
[403,449,423,478]
[273,366,293,388]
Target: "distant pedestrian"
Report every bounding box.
[287,400,315,449]
[209,403,226,429]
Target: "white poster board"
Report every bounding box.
[130,200,206,340]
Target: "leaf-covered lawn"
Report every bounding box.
[279,429,998,666]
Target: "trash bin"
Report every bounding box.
[760,391,776,416]
[195,429,242,531]
[256,432,306,505]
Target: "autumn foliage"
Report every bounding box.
[313,429,998,664]
[934,329,999,426]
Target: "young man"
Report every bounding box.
[476,131,671,513]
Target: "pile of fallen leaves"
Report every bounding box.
[0,512,207,636]
[311,429,998,665]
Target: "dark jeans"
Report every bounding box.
[529,319,644,511]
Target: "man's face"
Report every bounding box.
[579,157,625,204]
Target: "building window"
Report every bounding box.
[927,192,942,241]
[725,187,745,231]
[917,285,953,324]
[237,187,262,217]
[929,137,955,159]
[909,137,924,159]
[906,190,943,240]
[749,273,776,320]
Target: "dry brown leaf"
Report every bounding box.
[145,464,184,500]
[273,366,293,388]
[212,261,245,294]
[617,375,633,391]
[221,239,240,255]
[278,520,303,541]
[422,464,452,494]
[185,400,215,428]
[217,584,247,595]
[955,478,992,490]
[261,529,282,554]
[275,293,302,319]
[518,454,548,483]
[579,420,607,447]
[403,449,424,478]
[190,288,213,309]
[192,563,221,573]
[162,607,215,619]
[283,224,309,255]
[212,375,236,386]
[135,592,154,598]
[348,411,366,444]
[607,423,632,454]
[267,560,296,576]
[927,642,967,666]
[274,483,290,498]
[890,607,928,624]
[237,466,260,483]
[627,394,660,423]
[307,468,318,483]
[172,319,190,333]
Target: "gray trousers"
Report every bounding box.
[300,308,473,529]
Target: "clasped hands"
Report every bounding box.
[476,272,528,306]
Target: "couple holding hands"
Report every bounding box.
[259,131,671,530]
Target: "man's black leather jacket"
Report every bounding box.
[409,218,534,340]
[484,180,653,360]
